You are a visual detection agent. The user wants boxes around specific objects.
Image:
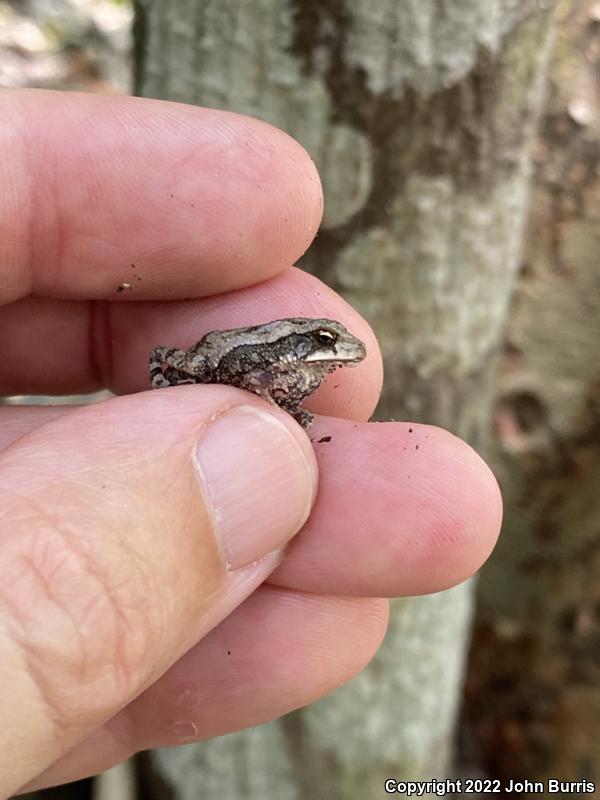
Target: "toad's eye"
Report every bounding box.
[315,329,337,346]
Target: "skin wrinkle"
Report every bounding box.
[4,568,76,754]
[120,517,187,672]
[0,491,158,723]
[20,588,390,791]
[4,488,163,744]
[0,532,84,743]
[0,97,31,300]
[107,510,195,684]
[22,577,103,740]
[25,106,66,299]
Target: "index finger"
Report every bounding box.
[1,89,323,304]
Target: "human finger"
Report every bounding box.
[0,405,500,599]
[22,588,388,789]
[1,89,322,305]
[0,386,316,796]
[272,417,503,596]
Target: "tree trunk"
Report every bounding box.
[133,1,558,796]
[463,1,600,788]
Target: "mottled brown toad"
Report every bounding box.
[149,317,366,429]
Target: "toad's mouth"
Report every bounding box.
[305,343,366,365]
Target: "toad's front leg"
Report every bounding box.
[292,408,314,430]
[149,347,192,388]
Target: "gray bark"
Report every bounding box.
[134,1,557,796]
[464,1,600,787]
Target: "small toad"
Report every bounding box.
[149,317,366,429]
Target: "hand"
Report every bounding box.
[0,89,502,795]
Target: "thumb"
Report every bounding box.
[0,386,317,796]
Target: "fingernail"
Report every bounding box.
[194,405,317,570]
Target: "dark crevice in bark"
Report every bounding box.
[134,751,175,800]
[280,711,341,800]
[19,779,93,800]
[288,1,547,289]
[132,0,148,96]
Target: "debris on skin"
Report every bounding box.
[117,283,132,293]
